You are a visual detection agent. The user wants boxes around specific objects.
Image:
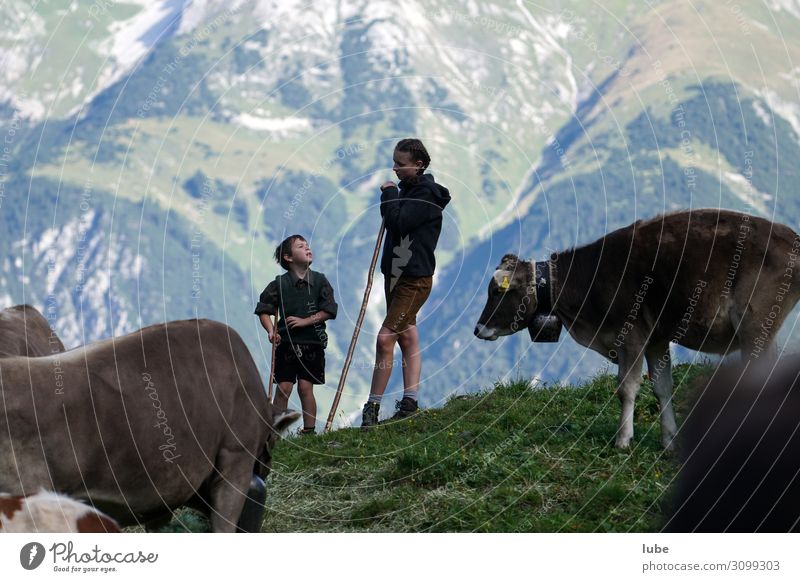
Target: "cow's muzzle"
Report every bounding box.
[474,323,499,341]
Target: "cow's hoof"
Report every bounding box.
[614,437,632,449]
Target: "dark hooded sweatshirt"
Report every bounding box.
[379,173,452,278]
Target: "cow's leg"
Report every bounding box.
[615,346,644,449]
[236,475,266,533]
[735,326,775,365]
[753,337,778,363]
[208,451,252,533]
[732,304,779,365]
[645,343,678,450]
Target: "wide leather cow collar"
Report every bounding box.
[527,259,562,342]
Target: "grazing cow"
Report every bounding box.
[666,355,800,532]
[1,490,120,533]
[475,209,800,449]
[0,304,65,357]
[0,318,299,532]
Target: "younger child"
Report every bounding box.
[255,235,338,435]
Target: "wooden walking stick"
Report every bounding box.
[268,311,278,401]
[325,219,386,432]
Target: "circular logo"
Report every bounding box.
[20,542,46,570]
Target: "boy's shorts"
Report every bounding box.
[274,342,325,384]
[382,275,433,333]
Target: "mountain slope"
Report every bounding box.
[1,0,799,428]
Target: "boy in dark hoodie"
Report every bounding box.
[361,138,451,427]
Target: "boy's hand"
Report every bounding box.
[381,181,397,190]
[285,315,308,329]
[268,331,281,344]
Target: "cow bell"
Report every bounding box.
[527,313,562,342]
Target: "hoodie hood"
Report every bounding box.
[400,173,451,209]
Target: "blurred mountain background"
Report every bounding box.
[1,0,799,427]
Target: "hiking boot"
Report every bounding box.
[298,426,316,436]
[386,397,419,422]
[361,401,380,430]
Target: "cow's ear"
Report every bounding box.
[499,253,518,268]
[272,409,301,435]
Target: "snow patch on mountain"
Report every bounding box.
[767,0,800,19]
[0,2,47,118]
[102,0,183,67]
[235,112,311,134]
[757,87,800,141]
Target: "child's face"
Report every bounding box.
[286,238,312,267]
[392,149,423,182]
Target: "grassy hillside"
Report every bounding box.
[255,363,712,533]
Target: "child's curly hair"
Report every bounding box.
[274,234,306,270]
[395,138,431,174]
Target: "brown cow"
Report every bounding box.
[0,318,299,532]
[0,304,65,357]
[475,209,800,449]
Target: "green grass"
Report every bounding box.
[133,363,711,533]
[259,363,713,532]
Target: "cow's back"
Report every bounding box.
[557,209,800,354]
[637,210,800,351]
[0,304,65,358]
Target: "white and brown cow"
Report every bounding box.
[1,491,120,533]
[475,209,800,449]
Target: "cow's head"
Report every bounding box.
[255,408,301,479]
[474,253,537,340]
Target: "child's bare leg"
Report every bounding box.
[297,379,316,429]
[396,325,421,394]
[369,326,399,397]
[273,381,293,411]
